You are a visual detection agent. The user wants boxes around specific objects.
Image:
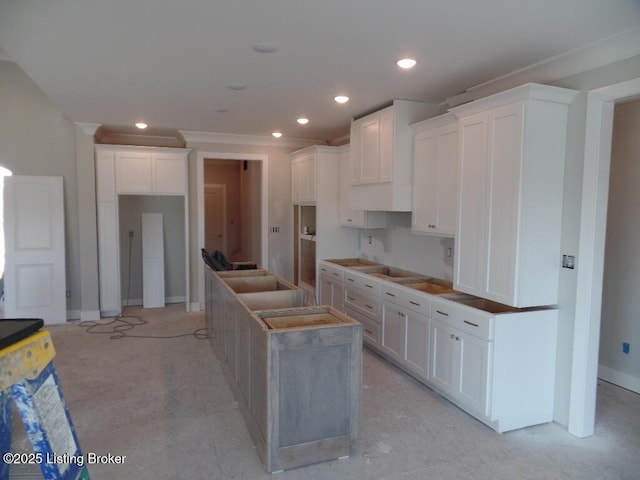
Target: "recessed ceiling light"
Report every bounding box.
[227,83,247,91]
[253,43,279,54]
[297,118,309,125]
[135,122,148,129]
[272,131,283,138]
[396,58,417,69]
[334,95,349,104]
[214,108,228,113]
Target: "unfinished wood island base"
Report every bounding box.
[204,267,362,473]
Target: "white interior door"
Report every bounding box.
[205,184,226,254]
[142,213,165,308]
[3,176,66,324]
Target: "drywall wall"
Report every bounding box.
[598,99,640,392]
[0,60,82,317]
[118,195,186,304]
[358,212,454,281]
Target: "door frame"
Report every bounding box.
[204,183,227,255]
[196,151,268,310]
[570,77,640,437]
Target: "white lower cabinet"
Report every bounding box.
[430,318,489,418]
[319,275,344,312]
[381,300,430,381]
[321,259,558,433]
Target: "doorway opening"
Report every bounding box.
[598,98,640,394]
[197,152,268,310]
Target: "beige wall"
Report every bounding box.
[599,99,640,385]
[0,60,84,316]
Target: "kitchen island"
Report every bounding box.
[204,266,362,473]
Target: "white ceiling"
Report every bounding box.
[1,0,639,143]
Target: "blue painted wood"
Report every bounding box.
[1,390,12,480]
[10,363,89,480]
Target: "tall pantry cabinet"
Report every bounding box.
[291,146,359,304]
[450,84,577,308]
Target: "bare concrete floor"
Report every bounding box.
[8,304,640,479]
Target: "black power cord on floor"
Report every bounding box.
[79,230,209,340]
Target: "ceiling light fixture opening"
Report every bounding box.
[272,131,283,138]
[396,58,417,69]
[253,43,279,54]
[135,122,148,129]
[334,95,349,104]
[297,118,309,125]
[227,83,247,91]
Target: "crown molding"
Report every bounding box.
[179,130,325,149]
[75,122,102,136]
[446,26,640,107]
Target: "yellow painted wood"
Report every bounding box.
[0,331,56,391]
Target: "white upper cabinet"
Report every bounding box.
[111,147,188,195]
[411,113,459,237]
[338,145,386,228]
[350,99,439,211]
[450,83,577,308]
[291,150,316,204]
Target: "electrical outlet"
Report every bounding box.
[368,235,372,245]
[562,254,575,269]
[129,230,134,238]
[623,342,630,354]
[66,290,71,298]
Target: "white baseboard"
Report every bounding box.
[123,296,186,307]
[191,301,202,311]
[598,364,640,394]
[66,309,81,321]
[80,310,101,321]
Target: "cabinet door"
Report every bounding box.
[412,129,439,232]
[359,116,380,184]
[404,311,429,380]
[339,149,366,226]
[378,107,394,182]
[154,154,186,194]
[115,151,153,193]
[456,332,490,417]
[381,301,406,361]
[454,112,488,296]
[320,276,343,311]
[430,319,456,395]
[291,157,301,203]
[484,103,523,304]
[435,124,459,236]
[303,153,317,202]
[320,276,333,306]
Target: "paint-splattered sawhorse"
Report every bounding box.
[0,330,89,480]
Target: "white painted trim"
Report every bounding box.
[598,365,640,394]
[66,310,81,321]
[570,76,640,438]
[196,151,269,310]
[80,310,101,321]
[180,130,324,149]
[120,296,186,307]
[191,301,201,312]
[75,122,102,136]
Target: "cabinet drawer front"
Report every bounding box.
[344,288,380,320]
[345,307,380,347]
[344,271,381,295]
[381,283,431,316]
[431,298,493,340]
[318,262,344,282]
